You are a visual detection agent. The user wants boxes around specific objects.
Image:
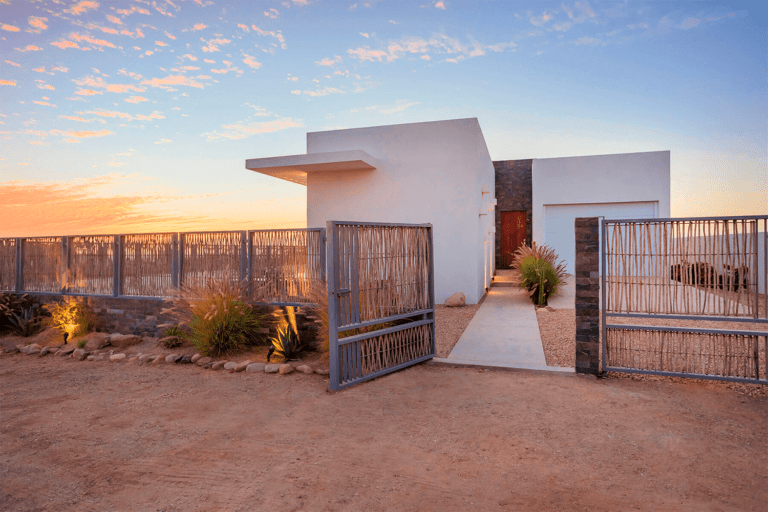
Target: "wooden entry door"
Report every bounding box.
[500,211,527,266]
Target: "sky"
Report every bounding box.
[0,0,765,237]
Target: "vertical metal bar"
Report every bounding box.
[351,226,360,325]
[753,223,759,318]
[171,233,179,289]
[246,231,253,301]
[61,236,69,295]
[112,235,120,297]
[177,233,185,288]
[601,219,608,372]
[427,225,436,356]
[14,238,23,293]
[319,228,327,284]
[327,221,340,391]
[239,230,247,286]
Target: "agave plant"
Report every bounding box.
[8,305,46,337]
[267,306,306,362]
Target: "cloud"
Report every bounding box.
[435,1,445,9]
[574,36,602,45]
[316,55,342,66]
[347,33,514,63]
[242,53,262,69]
[264,8,278,18]
[125,95,148,103]
[59,115,91,122]
[365,101,420,114]
[201,37,231,52]
[1,80,18,86]
[33,101,57,107]
[562,1,597,23]
[1,24,20,32]
[141,74,207,90]
[203,117,303,141]
[293,86,346,97]
[155,138,172,144]
[251,26,287,49]
[16,45,42,52]
[82,108,165,122]
[117,6,151,16]
[680,17,701,30]
[74,76,146,93]
[68,33,116,48]
[75,89,102,96]
[106,14,122,25]
[27,16,48,33]
[165,30,176,40]
[49,129,114,138]
[5,60,21,67]
[530,11,554,27]
[65,1,100,16]
[210,60,242,75]
[192,23,208,31]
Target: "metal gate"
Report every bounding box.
[601,215,768,384]
[327,221,435,390]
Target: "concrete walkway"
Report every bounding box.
[435,272,574,372]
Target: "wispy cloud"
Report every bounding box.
[155,138,172,144]
[316,55,343,66]
[347,33,515,63]
[74,76,146,94]
[27,16,48,33]
[125,96,148,103]
[203,118,303,141]
[242,53,262,69]
[1,23,21,32]
[141,74,207,90]
[0,80,17,86]
[82,108,165,122]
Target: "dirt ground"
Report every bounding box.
[2,347,767,511]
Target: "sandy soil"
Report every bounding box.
[1,348,766,511]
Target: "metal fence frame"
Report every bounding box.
[0,229,326,306]
[327,221,435,391]
[601,215,768,384]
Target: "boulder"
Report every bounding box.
[179,355,193,364]
[110,353,127,362]
[72,349,88,361]
[165,354,180,364]
[445,292,466,307]
[87,355,96,361]
[278,364,294,375]
[315,368,330,376]
[138,354,154,362]
[246,363,266,373]
[264,364,281,374]
[153,355,165,364]
[211,361,227,371]
[58,345,77,356]
[27,347,41,355]
[4,347,19,354]
[191,353,202,363]
[195,357,212,366]
[233,360,252,372]
[105,334,143,349]
[223,362,237,371]
[40,347,54,356]
[84,337,110,351]
[20,344,42,354]
[295,365,314,375]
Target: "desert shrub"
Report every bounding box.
[77,339,87,349]
[511,243,567,307]
[267,306,309,362]
[164,279,263,357]
[303,281,329,352]
[158,325,185,348]
[0,293,49,334]
[45,297,95,340]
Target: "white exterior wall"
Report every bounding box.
[306,118,496,304]
[532,151,671,273]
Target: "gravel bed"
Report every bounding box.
[434,304,481,358]
[535,308,575,368]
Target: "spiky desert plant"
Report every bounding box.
[8,305,46,337]
[303,281,330,352]
[510,242,567,287]
[268,306,308,361]
[163,278,263,357]
[510,243,567,306]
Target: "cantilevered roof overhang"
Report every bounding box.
[245,149,380,186]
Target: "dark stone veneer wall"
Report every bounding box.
[574,217,600,375]
[493,159,533,267]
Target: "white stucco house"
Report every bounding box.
[246,118,670,304]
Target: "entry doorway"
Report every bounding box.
[500,211,527,267]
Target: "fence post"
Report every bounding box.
[15,238,23,293]
[240,231,248,285]
[177,233,184,288]
[171,233,179,289]
[574,217,600,375]
[319,228,327,284]
[327,221,340,391]
[113,235,121,297]
[61,237,70,295]
[246,231,253,300]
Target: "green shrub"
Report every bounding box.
[44,298,95,340]
[0,293,49,334]
[77,339,87,349]
[158,325,185,348]
[518,255,560,307]
[189,297,261,357]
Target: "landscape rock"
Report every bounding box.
[223,362,237,371]
[138,354,154,362]
[179,355,193,364]
[246,363,266,373]
[128,356,138,362]
[58,345,76,356]
[315,368,330,375]
[191,353,202,363]
[157,336,179,347]
[445,292,466,307]
[5,347,19,354]
[27,347,41,355]
[234,360,252,372]
[20,344,41,354]
[196,357,212,366]
[153,355,165,364]
[96,354,108,362]
[105,334,143,349]
[110,353,127,362]
[295,365,314,375]
[85,338,110,351]
[165,354,180,363]
[279,364,294,375]
[40,347,54,356]
[211,361,227,371]
[73,349,88,361]
[264,364,280,374]
[87,355,96,361]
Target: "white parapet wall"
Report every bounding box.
[305,118,496,305]
[532,150,671,273]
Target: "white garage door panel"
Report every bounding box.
[544,202,657,274]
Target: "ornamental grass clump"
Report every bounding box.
[163,278,263,357]
[510,243,568,307]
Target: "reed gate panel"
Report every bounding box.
[327,221,435,391]
[601,215,768,384]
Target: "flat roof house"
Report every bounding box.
[246,118,670,304]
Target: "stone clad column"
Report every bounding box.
[574,217,600,375]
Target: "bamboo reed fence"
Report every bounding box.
[335,224,431,328]
[122,233,175,297]
[357,322,434,375]
[250,229,324,304]
[606,327,765,380]
[605,218,763,318]
[22,237,62,293]
[181,231,243,290]
[68,235,114,295]
[0,238,15,292]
